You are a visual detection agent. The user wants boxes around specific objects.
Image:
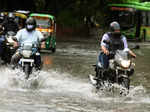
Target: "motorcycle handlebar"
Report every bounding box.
[12,36,18,42]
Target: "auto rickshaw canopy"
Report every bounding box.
[30,13,55,20]
[14,12,27,19]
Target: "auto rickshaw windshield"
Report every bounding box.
[32,16,52,28]
[36,19,51,28]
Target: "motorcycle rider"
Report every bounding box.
[0,13,6,57]
[2,12,19,34]
[11,17,46,69]
[98,21,136,69]
[0,24,6,64]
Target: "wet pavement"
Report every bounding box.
[0,38,150,112]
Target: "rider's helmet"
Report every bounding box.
[109,21,120,32]
[25,17,36,32]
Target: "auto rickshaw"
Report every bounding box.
[14,10,29,29]
[30,13,56,52]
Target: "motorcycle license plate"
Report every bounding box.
[20,59,34,66]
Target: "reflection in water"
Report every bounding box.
[43,55,53,65]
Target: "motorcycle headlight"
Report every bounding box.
[121,60,131,68]
[22,50,32,58]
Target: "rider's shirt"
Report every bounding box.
[15,28,44,45]
[101,32,128,50]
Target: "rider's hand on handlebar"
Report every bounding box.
[132,54,136,58]
[13,42,18,48]
[101,46,109,55]
[129,50,136,58]
[104,49,109,55]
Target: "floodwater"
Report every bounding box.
[0,39,150,112]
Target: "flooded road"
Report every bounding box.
[0,39,150,112]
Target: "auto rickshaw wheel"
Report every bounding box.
[52,48,56,53]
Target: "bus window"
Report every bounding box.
[141,11,150,26]
[141,11,147,26]
[148,12,150,26]
[109,11,135,30]
[119,12,134,29]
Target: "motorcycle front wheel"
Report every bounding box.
[24,63,31,79]
[120,77,130,90]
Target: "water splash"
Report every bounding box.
[38,70,99,99]
[0,66,150,104]
[122,85,150,104]
[0,67,16,88]
[0,67,98,99]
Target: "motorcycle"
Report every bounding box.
[18,42,41,79]
[89,42,139,94]
[0,31,17,63]
[0,35,5,63]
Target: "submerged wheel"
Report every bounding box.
[121,77,130,90]
[24,63,31,79]
[95,68,105,89]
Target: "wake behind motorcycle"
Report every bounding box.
[89,42,139,94]
[17,42,41,79]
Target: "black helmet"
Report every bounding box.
[25,17,36,31]
[110,21,120,32]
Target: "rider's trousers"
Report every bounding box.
[98,52,109,69]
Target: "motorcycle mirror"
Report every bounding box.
[135,45,140,49]
[130,45,140,50]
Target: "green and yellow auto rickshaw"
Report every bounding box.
[30,13,56,52]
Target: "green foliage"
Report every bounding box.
[57,10,82,27]
[0,0,146,28]
[34,0,46,11]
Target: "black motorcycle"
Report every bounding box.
[89,44,139,94]
[0,31,17,63]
